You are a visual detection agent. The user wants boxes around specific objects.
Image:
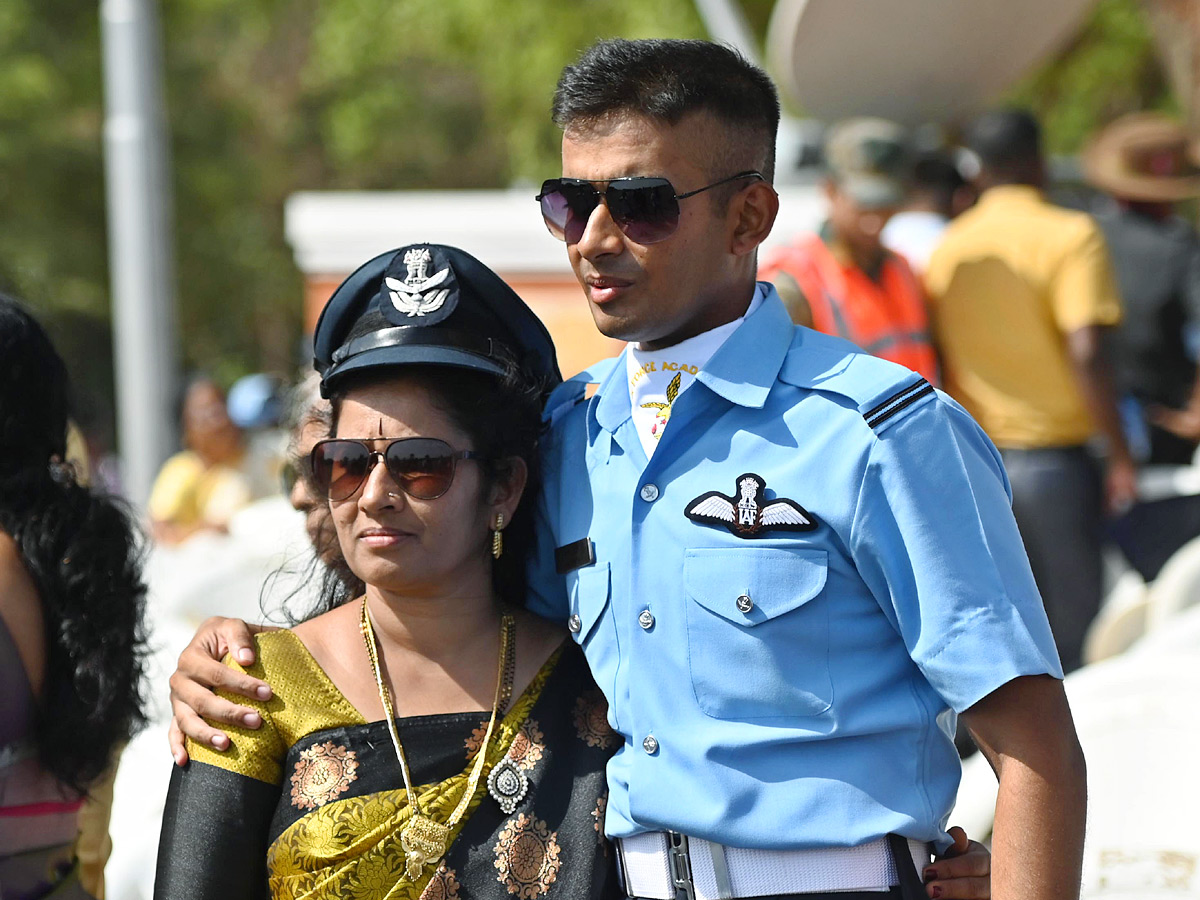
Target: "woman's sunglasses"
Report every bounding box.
[310,437,486,502]
[536,170,764,245]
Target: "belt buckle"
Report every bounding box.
[668,832,696,900]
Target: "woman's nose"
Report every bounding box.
[358,454,404,508]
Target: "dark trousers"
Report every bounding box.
[1000,446,1103,673]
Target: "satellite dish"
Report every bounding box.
[767,0,1096,125]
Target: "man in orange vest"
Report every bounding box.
[760,118,939,384]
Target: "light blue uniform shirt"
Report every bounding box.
[527,284,1063,852]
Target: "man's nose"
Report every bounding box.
[574,197,625,258]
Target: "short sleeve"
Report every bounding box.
[849,396,1063,712]
[1050,222,1123,333]
[186,653,286,785]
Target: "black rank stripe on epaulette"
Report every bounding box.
[863,378,935,430]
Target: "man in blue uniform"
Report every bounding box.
[170,39,1082,900]
[527,39,1081,900]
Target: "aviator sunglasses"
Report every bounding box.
[310,437,486,502]
[536,170,765,245]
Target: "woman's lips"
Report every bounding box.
[357,528,409,548]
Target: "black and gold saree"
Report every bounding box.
[155,631,619,900]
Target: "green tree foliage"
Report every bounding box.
[0,0,703,449]
[1008,0,1175,154]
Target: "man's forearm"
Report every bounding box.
[990,736,1087,900]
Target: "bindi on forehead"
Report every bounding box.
[377,417,384,437]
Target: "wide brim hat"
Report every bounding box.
[313,244,561,398]
[1082,112,1200,203]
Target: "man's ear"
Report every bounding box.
[730,181,780,257]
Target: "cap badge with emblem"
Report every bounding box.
[383,247,453,320]
[685,473,817,537]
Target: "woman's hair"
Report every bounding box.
[313,355,546,617]
[0,294,149,793]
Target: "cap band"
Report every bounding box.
[327,325,509,374]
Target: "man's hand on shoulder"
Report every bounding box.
[168,616,277,765]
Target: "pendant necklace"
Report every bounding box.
[360,597,515,880]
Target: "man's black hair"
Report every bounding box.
[551,38,781,182]
[966,108,1042,181]
[909,151,966,212]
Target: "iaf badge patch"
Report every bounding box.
[685,473,817,538]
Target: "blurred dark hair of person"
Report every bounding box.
[0,293,149,898]
[883,150,975,275]
[966,107,1045,189]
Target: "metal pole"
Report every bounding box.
[101,0,178,507]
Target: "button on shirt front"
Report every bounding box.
[528,285,1061,853]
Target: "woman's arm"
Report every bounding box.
[155,757,280,900]
[157,642,286,900]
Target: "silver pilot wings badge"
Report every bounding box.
[685,473,817,537]
[385,248,451,317]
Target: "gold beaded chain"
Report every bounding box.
[360,597,515,879]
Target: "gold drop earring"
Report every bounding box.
[492,513,504,559]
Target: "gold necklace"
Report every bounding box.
[360,598,515,880]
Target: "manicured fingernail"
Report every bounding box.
[211,734,228,749]
[255,685,272,700]
[930,887,942,899]
[243,711,262,728]
[237,648,254,664]
[923,868,937,883]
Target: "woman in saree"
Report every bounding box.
[155,244,618,900]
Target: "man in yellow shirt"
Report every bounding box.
[925,109,1136,673]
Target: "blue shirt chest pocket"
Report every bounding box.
[684,547,833,720]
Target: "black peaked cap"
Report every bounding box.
[313,244,561,398]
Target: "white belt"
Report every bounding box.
[616,832,930,899]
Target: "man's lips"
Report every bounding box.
[585,276,634,304]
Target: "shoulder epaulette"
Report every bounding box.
[543,357,618,427]
[777,330,937,435]
[862,378,935,432]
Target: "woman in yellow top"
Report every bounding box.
[154,245,617,900]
